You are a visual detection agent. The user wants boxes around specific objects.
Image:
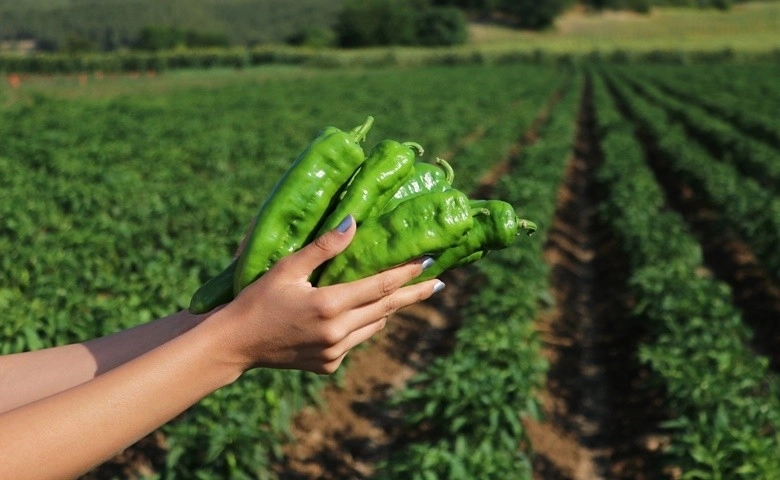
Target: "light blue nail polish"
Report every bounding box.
[432,281,445,294]
[421,257,435,271]
[336,214,353,233]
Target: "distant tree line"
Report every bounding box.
[581,0,744,12]
[0,0,763,53]
[335,0,469,47]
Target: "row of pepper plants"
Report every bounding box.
[590,70,780,478]
[0,64,568,478]
[599,70,780,286]
[609,69,780,192]
[613,63,780,149]
[377,70,582,479]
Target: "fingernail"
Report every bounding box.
[432,281,445,294]
[336,214,354,233]
[421,257,434,271]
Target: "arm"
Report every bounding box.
[0,310,206,413]
[0,217,443,480]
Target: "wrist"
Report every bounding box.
[192,304,252,383]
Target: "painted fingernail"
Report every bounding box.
[336,214,354,233]
[421,257,435,271]
[432,281,445,294]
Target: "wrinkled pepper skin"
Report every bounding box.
[316,189,473,287]
[233,116,374,294]
[379,157,454,214]
[411,199,537,284]
[316,139,422,236]
[188,259,237,314]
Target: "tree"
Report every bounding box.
[498,0,572,30]
[415,7,469,46]
[335,0,421,47]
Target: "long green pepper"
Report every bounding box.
[316,189,473,287]
[411,199,537,284]
[233,116,374,294]
[189,259,237,314]
[315,139,423,235]
[379,157,454,214]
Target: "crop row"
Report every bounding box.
[615,64,780,149]
[5,46,780,79]
[377,71,581,479]
[601,71,780,286]
[611,70,780,191]
[591,70,780,478]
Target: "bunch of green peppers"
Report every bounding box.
[188,116,536,314]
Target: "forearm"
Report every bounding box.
[0,312,241,480]
[0,309,207,413]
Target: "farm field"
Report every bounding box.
[2,57,780,479]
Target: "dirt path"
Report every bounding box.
[525,77,666,480]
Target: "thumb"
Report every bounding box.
[279,214,356,279]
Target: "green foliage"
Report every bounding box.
[498,0,573,29]
[582,0,752,10]
[607,67,780,284]
[415,7,470,46]
[592,69,780,478]
[134,26,229,51]
[332,0,470,48]
[0,0,345,51]
[285,26,336,48]
[433,0,574,29]
[335,0,423,47]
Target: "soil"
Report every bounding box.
[81,76,780,479]
[525,77,667,480]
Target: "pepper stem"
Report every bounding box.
[351,116,374,143]
[517,218,537,236]
[402,141,425,156]
[434,157,455,185]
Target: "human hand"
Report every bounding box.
[209,215,444,375]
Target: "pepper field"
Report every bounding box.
[2,55,780,479]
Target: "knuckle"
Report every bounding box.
[312,231,337,255]
[416,285,432,303]
[318,360,341,375]
[380,295,402,318]
[376,317,388,332]
[377,272,399,297]
[311,292,342,320]
[319,344,345,365]
[318,324,346,347]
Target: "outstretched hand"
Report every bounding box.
[210,215,444,375]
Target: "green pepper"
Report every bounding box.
[411,199,537,284]
[188,259,237,314]
[315,139,423,235]
[233,116,374,294]
[316,189,474,287]
[378,157,455,214]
